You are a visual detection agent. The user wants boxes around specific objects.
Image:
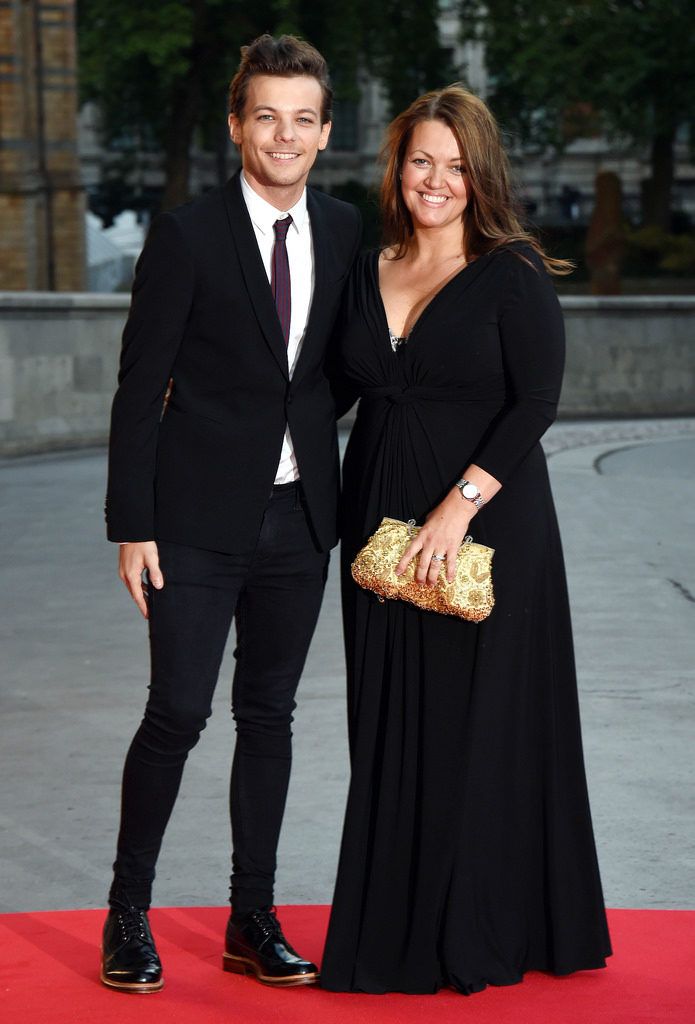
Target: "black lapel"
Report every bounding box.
[222,172,289,379]
[292,188,333,383]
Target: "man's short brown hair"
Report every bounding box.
[228,34,333,124]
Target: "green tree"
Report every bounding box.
[78,0,453,211]
[78,0,269,211]
[460,0,695,228]
[364,0,457,117]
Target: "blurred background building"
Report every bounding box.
[0,0,86,290]
[3,0,693,293]
[1,1,694,454]
[77,4,695,233]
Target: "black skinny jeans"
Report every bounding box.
[109,484,328,914]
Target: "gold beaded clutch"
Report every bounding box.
[351,517,495,622]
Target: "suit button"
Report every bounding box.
[286,391,293,404]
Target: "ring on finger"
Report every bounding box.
[430,552,446,562]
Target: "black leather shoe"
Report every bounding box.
[223,908,318,986]
[100,906,164,993]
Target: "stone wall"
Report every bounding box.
[0,293,694,455]
[0,292,127,453]
[561,297,695,416]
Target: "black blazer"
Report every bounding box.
[105,172,362,553]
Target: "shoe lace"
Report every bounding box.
[249,907,284,942]
[116,907,149,943]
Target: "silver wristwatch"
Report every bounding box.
[456,478,486,509]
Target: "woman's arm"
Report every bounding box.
[396,249,564,585]
[472,249,565,482]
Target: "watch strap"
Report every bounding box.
[456,478,486,509]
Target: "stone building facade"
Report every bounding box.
[0,0,85,291]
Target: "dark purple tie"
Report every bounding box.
[271,216,292,345]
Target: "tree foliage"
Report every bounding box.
[362,0,456,117]
[78,0,269,210]
[77,0,453,212]
[459,0,695,226]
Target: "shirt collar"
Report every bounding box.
[240,172,308,236]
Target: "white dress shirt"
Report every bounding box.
[240,173,315,484]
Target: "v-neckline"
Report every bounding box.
[373,249,485,349]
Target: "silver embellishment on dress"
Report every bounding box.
[389,328,407,353]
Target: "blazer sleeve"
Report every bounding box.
[473,250,565,484]
[105,212,195,541]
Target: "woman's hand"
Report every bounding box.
[395,488,474,586]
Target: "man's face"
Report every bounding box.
[229,74,331,205]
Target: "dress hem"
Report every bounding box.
[320,954,611,996]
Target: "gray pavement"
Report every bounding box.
[1,418,695,913]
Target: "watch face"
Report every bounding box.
[462,482,479,500]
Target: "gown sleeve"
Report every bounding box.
[472,248,565,484]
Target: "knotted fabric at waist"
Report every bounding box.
[360,376,505,406]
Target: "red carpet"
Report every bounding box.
[2,905,694,1024]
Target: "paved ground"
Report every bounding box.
[1,418,694,914]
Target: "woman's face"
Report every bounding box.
[400,119,470,234]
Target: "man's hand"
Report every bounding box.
[118,541,164,619]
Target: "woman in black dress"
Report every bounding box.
[321,85,611,995]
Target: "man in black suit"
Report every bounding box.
[101,34,361,993]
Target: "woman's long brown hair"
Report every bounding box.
[380,84,572,275]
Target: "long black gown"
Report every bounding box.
[321,246,611,995]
